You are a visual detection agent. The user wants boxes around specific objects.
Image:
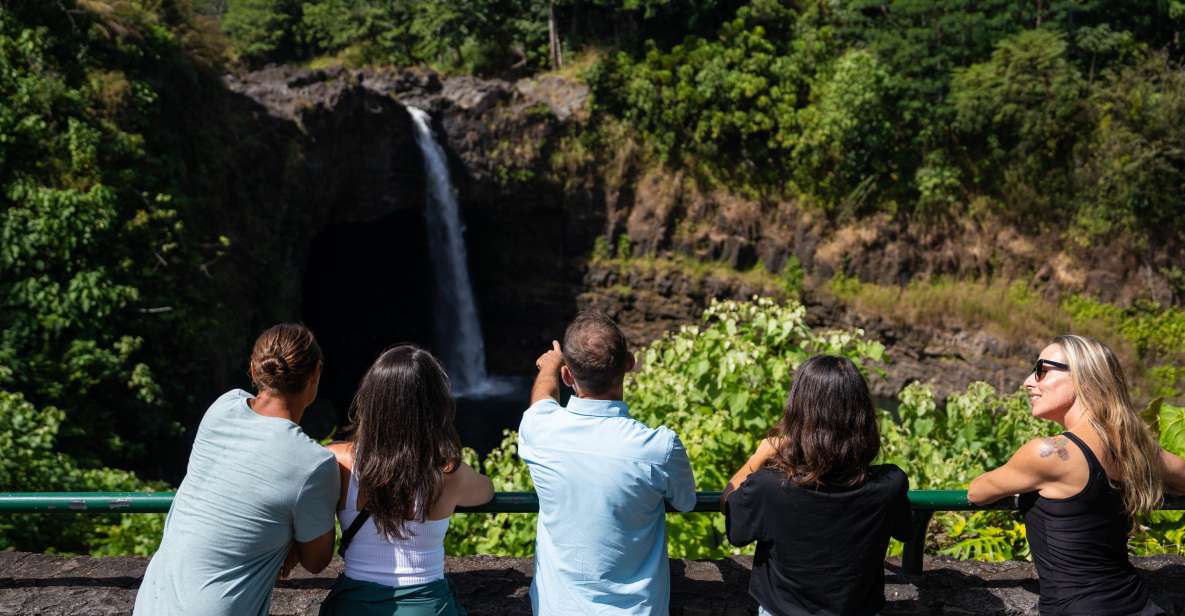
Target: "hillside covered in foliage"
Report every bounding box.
[3,0,1185,557]
[216,0,1185,246]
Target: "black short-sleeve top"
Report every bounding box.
[725,464,912,616]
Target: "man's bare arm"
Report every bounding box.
[530,340,563,405]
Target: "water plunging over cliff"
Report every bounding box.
[408,106,506,397]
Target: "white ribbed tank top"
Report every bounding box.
[339,473,450,587]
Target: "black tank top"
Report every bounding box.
[1019,431,1149,615]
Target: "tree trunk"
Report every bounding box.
[548,0,563,70]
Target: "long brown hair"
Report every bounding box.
[769,355,880,488]
[1055,334,1163,516]
[349,345,461,539]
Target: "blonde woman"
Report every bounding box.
[968,335,1185,615]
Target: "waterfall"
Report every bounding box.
[408,106,496,397]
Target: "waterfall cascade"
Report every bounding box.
[409,106,504,397]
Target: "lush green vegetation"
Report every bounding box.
[586,1,1185,244]
[448,298,1185,560]
[1,1,235,553]
[5,1,1185,561]
[211,0,735,73]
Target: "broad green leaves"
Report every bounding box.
[0,2,224,553]
[628,298,885,558]
[1160,404,1185,456]
[450,298,886,558]
[446,432,537,556]
[448,297,1185,560]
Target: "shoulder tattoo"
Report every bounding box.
[1038,436,1071,461]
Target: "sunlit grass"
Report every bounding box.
[827,275,1077,343]
[537,47,605,82]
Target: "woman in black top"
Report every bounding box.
[722,355,911,616]
[969,335,1185,615]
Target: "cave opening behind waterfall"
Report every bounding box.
[301,210,531,457]
[301,210,434,438]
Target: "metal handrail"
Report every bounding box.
[4,491,1184,576]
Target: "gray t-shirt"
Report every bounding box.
[133,389,339,616]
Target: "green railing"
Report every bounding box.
[4,491,1184,576]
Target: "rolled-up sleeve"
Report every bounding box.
[661,432,696,512]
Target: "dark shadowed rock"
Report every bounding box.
[2,552,1184,615]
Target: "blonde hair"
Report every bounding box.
[1055,334,1162,516]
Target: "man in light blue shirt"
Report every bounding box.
[519,311,696,615]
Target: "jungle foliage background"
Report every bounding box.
[3,0,1185,558]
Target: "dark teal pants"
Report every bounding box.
[318,575,467,616]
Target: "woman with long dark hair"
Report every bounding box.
[134,323,339,616]
[722,355,911,616]
[319,345,494,616]
[969,335,1185,615]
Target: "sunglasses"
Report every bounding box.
[1032,359,1070,380]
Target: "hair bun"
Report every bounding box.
[249,324,322,394]
[257,356,284,375]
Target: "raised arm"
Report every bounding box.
[530,340,563,405]
[967,437,1068,505]
[1161,448,1185,496]
[721,438,779,505]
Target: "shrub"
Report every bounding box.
[0,390,165,555]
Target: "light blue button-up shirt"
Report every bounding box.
[518,396,697,615]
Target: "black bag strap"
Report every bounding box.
[338,509,371,557]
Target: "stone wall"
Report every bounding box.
[2,552,1184,616]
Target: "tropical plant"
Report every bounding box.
[0,390,166,555]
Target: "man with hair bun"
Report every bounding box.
[134,323,339,616]
[518,311,696,615]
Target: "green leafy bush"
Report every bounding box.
[446,432,536,556]
[950,29,1085,204]
[222,0,302,64]
[0,2,232,553]
[880,382,1049,491]
[451,298,885,558]
[880,382,1048,561]
[1132,403,1185,556]
[628,298,885,558]
[448,298,1185,560]
[0,390,165,555]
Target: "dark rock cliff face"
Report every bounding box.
[199,66,431,435]
[214,64,1178,415]
[220,65,606,379]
